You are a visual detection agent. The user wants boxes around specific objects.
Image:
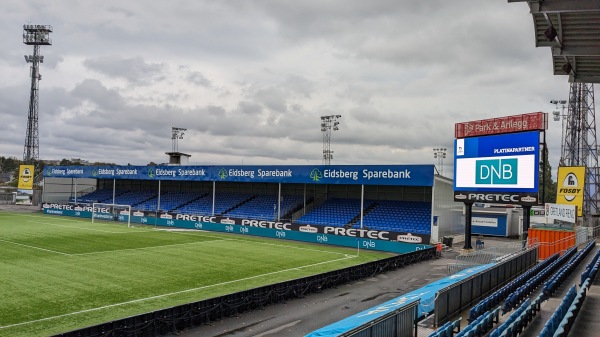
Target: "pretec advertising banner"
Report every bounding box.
[41,203,431,253]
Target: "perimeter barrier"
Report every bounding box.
[55,247,435,337]
[434,246,538,327]
[338,300,419,337]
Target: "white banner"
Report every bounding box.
[545,203,577,224]
[472,217,498,228]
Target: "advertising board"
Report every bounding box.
[43,164,434,186]
[545,203,577,224]
[556,166,585,217]
[18,165,35,190]
[454,131,539,193]
[455,112,547,138]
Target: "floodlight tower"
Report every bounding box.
[22,24,52,163]
[433,148,447,176]
[321,115,341,165]
[551,99,568,163]
[560,83,599,217]
[171,127,186,152]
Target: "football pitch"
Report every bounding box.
[0,211,392,337]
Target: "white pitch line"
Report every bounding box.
[70,238,230,256]
[0,254,356,330]
[17,213,352,257]
[26,221,133,234]
[158,228,351,257]
[0,238,70,256]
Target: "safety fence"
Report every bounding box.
[339,300,419,337]
[434,246,538,327]
[446,239,537,275]
[55,247,435,337]
[0,193,13,204]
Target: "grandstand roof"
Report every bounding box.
[509,0,600,83]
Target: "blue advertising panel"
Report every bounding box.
[44,164,434,186]
[41,204,431,254]
[454,131,539,193]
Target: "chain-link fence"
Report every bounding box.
[446,239,537,275]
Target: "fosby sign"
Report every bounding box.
[556,166,585,217]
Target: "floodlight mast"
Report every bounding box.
[554,84,599,218]
[551,99,568,165]
[321,115,341,165]
[22,24,52,164]
[171,127,187,152]
[433,148,447,176]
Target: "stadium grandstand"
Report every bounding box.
[43,164,463,249]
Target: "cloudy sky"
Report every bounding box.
[1,1,589,175]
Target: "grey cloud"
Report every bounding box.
[237,101,263,115]
[83,56,165,84]
[186,71,211,87]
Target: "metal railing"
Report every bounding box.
[435,247,538,327]
[447,239,538,275]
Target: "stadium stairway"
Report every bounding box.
[514,243,599,337]
[560,252,600,337]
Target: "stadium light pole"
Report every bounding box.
[171,127,186,152]
[321,115,341,165]
[551,99,568,165]
[433,148,447,176]
[22,24,52,164]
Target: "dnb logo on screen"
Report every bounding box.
[475,158,518,185]
[454,131,539,193]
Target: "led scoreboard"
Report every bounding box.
[454,131,540,205]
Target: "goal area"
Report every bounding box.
[92,203,131,227]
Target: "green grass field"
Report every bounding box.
[0,211,392,337]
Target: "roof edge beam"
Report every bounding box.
[553,46,600,57]
[530,0,600,13]
[570,75,600,83]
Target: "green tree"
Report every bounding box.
[539,146,557,204]
[0,156,21,173]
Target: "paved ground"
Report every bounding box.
[0,203,41,212]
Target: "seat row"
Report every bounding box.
[550,246,600,337]
[468,252,561,323]
[580,248,600,286]
[428,318,461,337]
[490,294,543,337]
[552,278,590,337]
[502,250,571,313]
[539,285,579,337]
[542,240,595,298]
[456,307,499,337]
